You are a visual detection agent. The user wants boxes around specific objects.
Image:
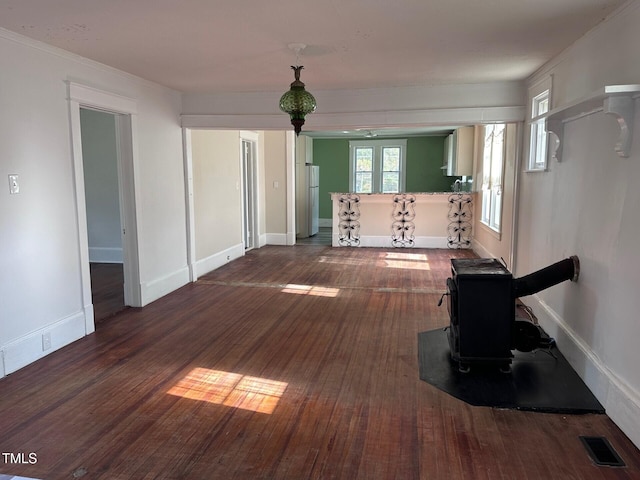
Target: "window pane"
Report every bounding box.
[532,91,549,117]
[355,148,373,172]
[492,188,502,229]
[537,97,549,115]
[534,119,547,168]
[355,172,372,193]
[382,172,399,193]
[482,189,491,224]
[490,124,505,187]
[382,147,400,171]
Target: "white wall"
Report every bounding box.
[263,131,290,244]
[518,1,640,448]
[191,130,244,275]
[80,108,123,263]
[0,29,185,375]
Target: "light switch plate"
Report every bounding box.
[8,174,19,194]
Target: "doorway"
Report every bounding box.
[241,132,259,251]
[68,82,142,335]
[80,108,126,323]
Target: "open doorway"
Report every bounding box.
[68,82,142,335]
[241,131,259,251]
[80,108,126,323]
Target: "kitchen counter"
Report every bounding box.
[330,192,474,248]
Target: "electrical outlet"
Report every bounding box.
[42,332,52,351]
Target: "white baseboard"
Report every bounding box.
[89,247,123,263]
[258,233,268,248]
[471,238,492,259]
[531,295,640,449]
[0,350,5,378]
[331,234,449,249]
[265,233,288,245]
[319,218,332,228]
[1,311,86,376]
[195,243,244,277]
[141,266,190,306]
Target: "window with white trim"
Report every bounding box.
[527,76,552,171]
[349,139,406,193]
[528,90,549,170]
[481,124,505,232]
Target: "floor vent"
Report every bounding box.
[579,436,626,467]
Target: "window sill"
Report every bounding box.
[524,168,547,173]
[479,221,502,240]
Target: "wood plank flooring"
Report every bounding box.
[296,227,332,246]
[90,263,126,323]
[1,246,639,479]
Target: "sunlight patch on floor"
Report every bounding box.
[381,251,431,270]
[168,368,288,414]
[316,255,369,267]
[281,283,340,297]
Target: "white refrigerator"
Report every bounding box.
[306,165,320,236]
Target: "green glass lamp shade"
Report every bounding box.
[279,66,316,136]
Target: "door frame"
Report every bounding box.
[240,131,259,251]
[68,82,142,334]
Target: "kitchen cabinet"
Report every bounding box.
[443,126,474,176]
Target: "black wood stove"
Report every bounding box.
[443,256,579,372]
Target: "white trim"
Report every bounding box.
[69,83,138,115]
[258,233,268,248]
[182,128,197,281]
[286,131,297,245]
[331,234,448,249]
[530,294,640,448]
[195,243,244,277]
[265,233,289,245]
[180,106,526,131]
[68,82,143,333]
[140,267,190,305]
[0,350,5,378]
[89,247,123,263]
[240,131,260,252]
[508,122,524,274]
[1,311,85,375]
[67,97,94,334]
[478,221,502,240]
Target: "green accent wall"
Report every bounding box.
[313,136,462,219]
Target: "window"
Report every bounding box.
[528,90,549,170]
[481,124,505,232]
[349,140,406,193]
[527,76,552,171]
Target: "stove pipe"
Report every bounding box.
[513,255,580,298]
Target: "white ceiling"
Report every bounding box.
[0,0,624,95]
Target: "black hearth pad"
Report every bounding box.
[418,328,604,414]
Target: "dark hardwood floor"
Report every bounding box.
[1,246,638,479]
[90,263,126,323]
[296,227,332,246]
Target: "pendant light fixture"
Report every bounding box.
[279,43,317,136]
